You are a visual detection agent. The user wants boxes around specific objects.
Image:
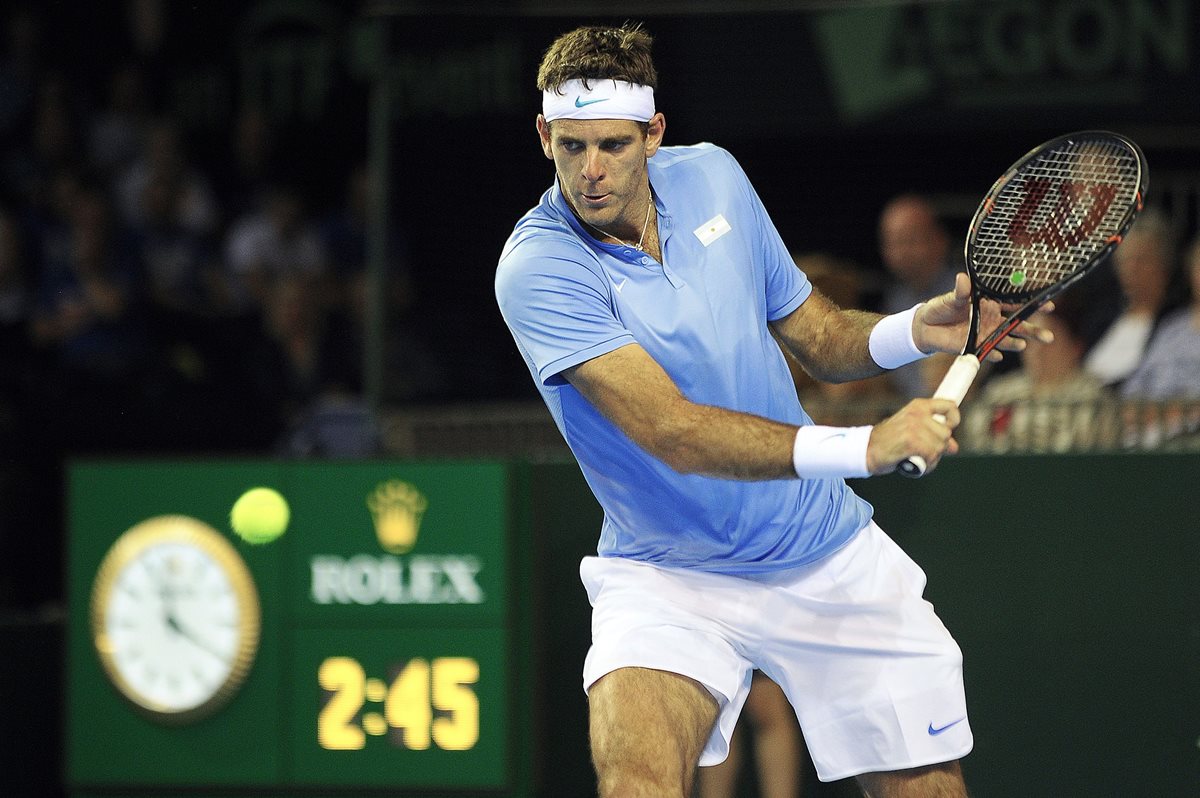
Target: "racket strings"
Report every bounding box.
[970,139,1141,299]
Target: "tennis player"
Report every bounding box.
[496,24,1045,798]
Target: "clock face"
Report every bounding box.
[91,516,261,723]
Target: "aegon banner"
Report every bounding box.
[808,0,1191,126]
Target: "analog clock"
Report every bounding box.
[90,515,261,723]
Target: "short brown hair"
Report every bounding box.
[537,23,657,93]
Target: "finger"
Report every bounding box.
[993,336,1029,352]
[954,272,971,300]
[1002,321,1054,344]
[927,400,961,426]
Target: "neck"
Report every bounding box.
[577,190,655,250]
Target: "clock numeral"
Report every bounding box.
[317,656,479,752]
[432,657,479,751]
[318,657,367,750]
[385,659,432,750]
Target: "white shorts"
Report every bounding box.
[580,521,972,782]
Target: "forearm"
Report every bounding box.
[775,289,938,383]
[566,341,876,483]
[778,306,884,384]
[644,400,799,480]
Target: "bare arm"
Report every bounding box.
[775,276,1054,382]
[563,341,962,479]
[769,288,885,383]
[563,343,799,480]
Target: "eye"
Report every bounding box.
[560,141,583,153]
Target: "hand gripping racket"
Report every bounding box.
[899,130,1147,477]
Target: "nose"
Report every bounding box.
[581,147,605,183]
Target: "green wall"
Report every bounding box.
[529,455,1200,798]
[60,455,1199,797]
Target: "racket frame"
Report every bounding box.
[897,130,1147,478]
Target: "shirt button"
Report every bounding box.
[623,249,633,256]
[640,257,651,265]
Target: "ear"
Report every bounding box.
[644,112,666,157]
[536,115,553,160]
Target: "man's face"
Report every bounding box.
[1113,231,1168,303]
[879,201,948,286]
[537,115,663,234]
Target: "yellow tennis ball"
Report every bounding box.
[230,487,290,544]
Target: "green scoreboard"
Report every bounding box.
[66,460,535,796]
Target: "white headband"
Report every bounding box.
[542,79,655,122]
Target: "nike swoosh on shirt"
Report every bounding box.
[575,96,609,107]
[612,278,628,293]
[927,717,967,736]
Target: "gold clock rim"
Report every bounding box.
[90,514,262,725]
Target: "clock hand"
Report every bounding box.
[165,614,229,663]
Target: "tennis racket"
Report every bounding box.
[899,130,1147,478]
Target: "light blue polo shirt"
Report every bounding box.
[496,143,872,573]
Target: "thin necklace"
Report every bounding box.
[589,191,654,251]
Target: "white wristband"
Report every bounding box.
[868,304,929,370]
[792,425,873,480]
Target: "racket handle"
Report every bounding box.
[897,355,982,478]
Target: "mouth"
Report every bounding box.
[579,192,611,208]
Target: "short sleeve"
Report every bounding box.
[496,246,636,386]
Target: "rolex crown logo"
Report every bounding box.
[367,480,428,554]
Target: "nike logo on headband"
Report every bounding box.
[574,96,610,108]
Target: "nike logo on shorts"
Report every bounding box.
[927,717,967,736]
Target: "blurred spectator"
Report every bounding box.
[696,672,806,798]
[241,270,384,458]
[225,181,328,313]
[322,163,396,322]
[88,63,152,180]
[133,168,222,316]
[1117,232,1200,400]
[1083,208,1179,387]
[218,105,277,220]
[4,74,83,211]
[319,163,444,401]
[26,181,175,457]
[279,349,384,459]
[245,273,360,430]
[1118,234,1200,446]
[30,183,151,379]
[115,118,219,236]
[960,293,1111,454]
[877,193,958,398]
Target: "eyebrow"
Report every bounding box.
[558,134,636,147]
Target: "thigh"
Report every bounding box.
[589,666,719,798]
[580,556,757,767]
